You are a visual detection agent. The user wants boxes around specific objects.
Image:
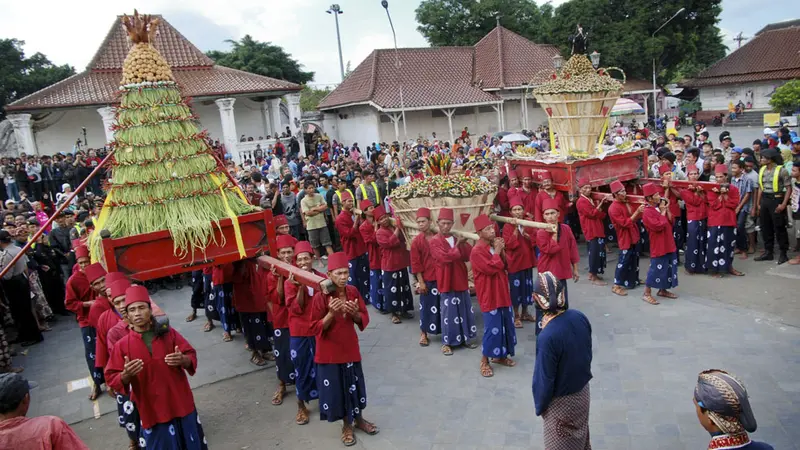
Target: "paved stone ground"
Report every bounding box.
[14,245,800,450]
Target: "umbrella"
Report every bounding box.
[610,98,645,116]
[492,131,512,139]
[501,133,531,143]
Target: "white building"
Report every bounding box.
[4,14,304,164]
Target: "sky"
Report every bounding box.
[0,0,795,86]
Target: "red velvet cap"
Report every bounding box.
[71,239,83,249]
[109,279,132,299]
[609,180,625,194]
[577,177,591,188]
[373,205,388,220]
[519,167,532,178]
[507,169,518,179]
[473,214,494,233]
[658,164,671,175]
[277,235,295,250]
[273,215,288,227]
[539,171,553,181]
[105,272,126,287]
[542,198,560,213]
[327,252,349,271]
[714,164,728,174]
[74,245,90,259]
[416,207,431,219]
[509,196,524,208]
[340,190,354,201]
[642,183,660,197]
[294,241,313,256]
[84,263,107,283]
[360,199,374,210]
[124,285,151,307]
[438,208,454,221]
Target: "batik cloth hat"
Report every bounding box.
[694,369,757,434]
[532,271,565,312]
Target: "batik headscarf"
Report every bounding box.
[532,271,565,313]
[694,369,757,435]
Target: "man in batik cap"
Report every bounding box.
[694,369,773,449]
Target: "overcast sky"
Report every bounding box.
[0,0,795,86]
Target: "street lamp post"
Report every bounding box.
[652,7,685,121]
[327,4,345,81]
[381,0,407,142]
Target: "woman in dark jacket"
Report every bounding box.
[30,233,69,316]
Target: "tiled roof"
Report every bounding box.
[681,23,800,88]
[319,48,500,111]
[623,78,658,93]
[5,14,300,112]
[474,26,560,88]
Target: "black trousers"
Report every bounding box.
[760,194,789,253]
[1,274,42,343]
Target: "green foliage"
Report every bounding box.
[345,60,352,78]
[0,39,75,119]
[207,35,314,85]
[769,80,800,114]
[414,0,727,85]
[300,85,331,112]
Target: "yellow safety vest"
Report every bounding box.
[758,165,781,193]
[335,189,355,203]
[359,182,381,205]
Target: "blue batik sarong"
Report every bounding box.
[418,280,441,335]
[317,362,368,423]
[348,254,370,301]
[613,247,640,289]
[115,393,141,445]
[605,217,617,244]
[80,326,104,384]
[290,336,318,402]
[535,281,569,336]
[673,218,685,254]
[382,269,414,315]
[202,273,219,322]
[369,269,385,312]
[706,226,736,274]
[587,237,606,275]
[508,270,534,308]
[638,221,650,251]
[139,410,207,450]
[273,327,295,384]
[440,291,477,347]
[685,219,708,273]
[482,307,516,359]
[240,312,270,351]
[646,252,679,290]
[190,270,204,310]
[211,282,235,332]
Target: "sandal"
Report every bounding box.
[657,290,678,299]
[591,279,608,286]
[271,386,285,406]
[391,315,401,324]
[295,408,310,425]
[464,341,478,349]
[341,425,356,446]
[355,418,380,435]
[419,334,429,347]
[222,332,233,342]
[203,322,215,332]
[642,294,660,305]
[185,312,197,322]
[480,360,494,378]
[88,385,101,401]
[262,351,276,361]
[728,269,745,276]
[612,285,628,296]
[441,345,453,356]
[514,318,523,329]
[490,357,516,367]
[521,312,536,323]
[250,353,267,366]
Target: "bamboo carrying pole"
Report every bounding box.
[399,219,479,241]
[255,255,335,293]
[0,149,117,280]
[489,214,557,233]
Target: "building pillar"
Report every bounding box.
[260,100,272,137]
[267,98,282,138]
[442,108,456,144]
[521,92,530,130]
[285,93,305,157]
[7,114,37,156]
[492,104,502,133]
[387,113,401,142]
[215,98,239,164]
[97,107,117,144]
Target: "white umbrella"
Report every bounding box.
[501,133,530,143]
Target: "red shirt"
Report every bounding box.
[87,296,112,329]
[285,269,325,337]
[375,226,410,271]
[707,185,740,227]
[310,285,370,364]
[212,264,234,285]
[0,416,89,450]
[642,205,677,258]
[470,241,512,312]
[95,308,121,369]
[534,190,569,223]
[105,328,198,430]
[410,232,437,281]
[608,201,640,250]
[429,234,472,292]
[536,224,579,281]
[264,271,289,329]
[509,187,538,219]
[335,211,367,259]
[65,271,92,328]
[496,187,511,217]
[232,260,268,313]
[106,320,129,352]
[576,196,607,240]
[681,189,708,221]
[502,223,536,273]
[359,220,382,270]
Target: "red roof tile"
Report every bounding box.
[682,23,800,88]
[623,78,658,93]
[5,14,300,112]
[474,26,560,89]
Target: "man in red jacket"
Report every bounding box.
[334,191,369,301]
[641,183,679,305]
[707,165,745,278]
[267,235,297,407]
[233,259,271,366]
[105,286,207,449]
[410,208,442,347]
[502,197,536,328]
[534,171,569,223]
[608,180,645,296]
[429,208,477,356]
[358,200,384,312]
[576,178,609,286]
[374,205,413,324]
[470,214,516,378]
[211,264,237,342]
[681,168,709,274]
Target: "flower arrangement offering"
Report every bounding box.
[425,153,452,176]
[533,54,623,95]
[390,174,495,200]
[89,11,253,259]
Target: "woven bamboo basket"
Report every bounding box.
[536,90,621,158]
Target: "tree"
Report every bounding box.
[207,35,314,85]
[0,39,75,120]
[344,60,353,78]
[769,80,800,114]
[300,85,332,112]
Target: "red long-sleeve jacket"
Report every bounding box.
[707,186,740,227]
[608,201,640,251]
[429,234,472,293]
[642,205,677,258]
[536,224,579,281]
[576,196,606,241]
[470,241,512,312]
[502,223,536,273]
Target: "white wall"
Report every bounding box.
[698,81,787,111]
[193,98,267,142]
[33,108,107,155]
[331,106,380,146]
